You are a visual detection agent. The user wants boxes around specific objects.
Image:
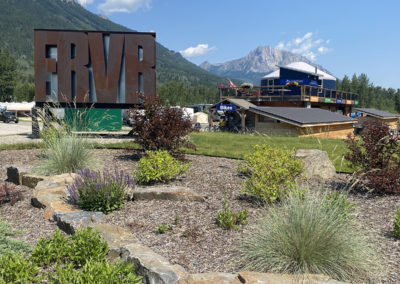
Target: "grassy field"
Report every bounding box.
[186,132,352,173]
[0,132,353,172]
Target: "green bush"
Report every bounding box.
[52,260,141,284]
[67,168,134,214]
[36,134,97,175]
[136,150,190,184]
[216,199,248,230]
[239,144,303,203]
[0,219,31,255]
[393,209,400,238]
[326,192,355,220]
[32,228,108,267]
[0,252,40,283]
[236,191,382,282]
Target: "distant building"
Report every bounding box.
[210,99,356,139]
[218,61,359,116]
[354,108,399,131]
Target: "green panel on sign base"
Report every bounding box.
[64,108,122,131]
[324,98,332,103]
[354,101,359,105]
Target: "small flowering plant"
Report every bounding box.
[67,168,135,214]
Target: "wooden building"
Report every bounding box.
[218,62,359,116]
[211,99,356,139]
[354,108,399,131]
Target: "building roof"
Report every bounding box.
[262,61,337,81]
[354,108,399,119]
[250,107,356,127]
[211,98,256,110]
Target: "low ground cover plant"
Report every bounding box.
[393,209,400,238]
[129,95,195,155]
[0,227,141,283]
[67,168,135,214]
[236,191,382,283]
[0,219,31,255]
[239,144,303,203]
[345,120,400,194]
[216,198,248,230]
[136,150,191,184]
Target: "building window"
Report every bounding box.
[138,46,143,62]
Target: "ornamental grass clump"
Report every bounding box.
[236,191,382,283]
[136,150,190,184]
[36,134,97,175]
[67,168,135,214]
[239,144,303,203]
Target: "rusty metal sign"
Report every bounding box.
[34,29,156,107]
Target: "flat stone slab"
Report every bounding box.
[178,273,240,284]
[134,186,205,202]
[22,174,45,188]
[54,211,103,235]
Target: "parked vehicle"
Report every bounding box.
[0,111,19,123]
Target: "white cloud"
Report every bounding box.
[275,32,332,60]
[76,0,94,5]
[98,0,152,14]
[179,44,216,58]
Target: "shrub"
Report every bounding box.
[393,209,400,238]
[326,191,355,220]
[236,191,382,282]
[36,134,97,175]
[31,230,70,266]
[239,144,303,203]
[0,183,22,206]
[0,219,31,255]
[52,260,141,284]
[216,199,248,230]
[32,228,108,267]
[136,150,190,184]
[128,95,195,154]
[345,120,400,194]
[0,252,40,283]
[67,168,134,214]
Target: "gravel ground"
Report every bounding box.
[0,149,399,283]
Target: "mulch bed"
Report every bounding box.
[0,149,399,283]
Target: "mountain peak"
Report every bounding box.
[200,45,329,84]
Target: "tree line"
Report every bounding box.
[336,73,400,114]
[2,47,399,111]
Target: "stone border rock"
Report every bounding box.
[24,172,345,284]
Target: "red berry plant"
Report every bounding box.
[128,95,195,155]
[345,120,400,194]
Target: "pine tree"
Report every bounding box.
[0,49,18,102]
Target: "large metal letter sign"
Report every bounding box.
[34,29,156,108]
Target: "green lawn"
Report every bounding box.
[186,132,352,173]
[0,132,353,172]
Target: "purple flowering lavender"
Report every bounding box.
[67,167,135,214]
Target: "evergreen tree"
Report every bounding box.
[0,49,18,102]
[341,75,352,92]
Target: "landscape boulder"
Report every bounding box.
[295,149,336,180]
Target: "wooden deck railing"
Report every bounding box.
[219,85,359,105]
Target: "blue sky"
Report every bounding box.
[81,0,400,89]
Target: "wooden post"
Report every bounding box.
[31,107,40,138]
[240,110,246,133]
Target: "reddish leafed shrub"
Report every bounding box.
[0,183,22,205]
[345,120,400,194]
[128,96,195,155]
